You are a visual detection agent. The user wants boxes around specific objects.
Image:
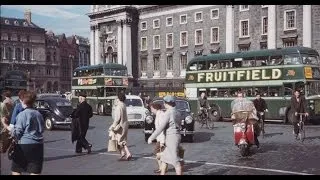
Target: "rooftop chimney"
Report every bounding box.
[24,9,31,23]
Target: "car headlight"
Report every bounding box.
[145,109,151,115]
[146,116,153,124]
[240,123,246,132]
[185,116,193,124]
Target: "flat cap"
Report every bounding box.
[163,95,176,103]
[78,92,87,98]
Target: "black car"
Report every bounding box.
[35,97,74,130]
[144,97,195,143]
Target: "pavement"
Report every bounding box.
[1,115,320,175]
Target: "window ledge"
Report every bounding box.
[210,41,220,44]
[239,36,250,39]
[284,28,297,32]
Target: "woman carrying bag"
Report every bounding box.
[109,92,132,160]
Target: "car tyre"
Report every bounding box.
[45,117,54,131]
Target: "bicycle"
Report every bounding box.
[196,107,214,129]
[295,113,307,142]
[257,111,265,138]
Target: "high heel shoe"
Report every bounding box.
[126,154,132,161]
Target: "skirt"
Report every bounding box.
[11,143,44,174]
[160,134,181,167]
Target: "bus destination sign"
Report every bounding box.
[187,68,283,83]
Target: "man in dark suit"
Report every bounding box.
[291,90,308,138]
[253,93,268,122]
[73,93,93,154]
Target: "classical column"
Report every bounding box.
[94,24,101,65]
[303,5,312,48]
[90,25,95,65]
[13,45,16,60]
[122,18,132,76]
[22,46,25,60]
[3,44,6,59]
[268,5,276,49]
[90,5,94,13]
[117,19,123,65]
[225,5,234,53]
[31,46,35,60]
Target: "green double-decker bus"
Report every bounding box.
[185,46,320,124]
[71,63,129,115]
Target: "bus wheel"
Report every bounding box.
[97,104,104,116]
[209,104,221,122]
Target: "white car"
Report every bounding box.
[112,95,149,128]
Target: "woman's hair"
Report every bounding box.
[117,92,126,102]
[2,90,11,98]
[150,103,162,110]
[23,91,37,107]
[18,90,27,100]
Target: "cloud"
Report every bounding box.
[4,5,82,19]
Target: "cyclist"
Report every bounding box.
[197,92,210,120]
[290,90,309,139]
[253,93,268,123]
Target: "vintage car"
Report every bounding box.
[144,97,195,143]
[34,96,73,130]
[112,95,149,128]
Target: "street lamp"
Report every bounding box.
[99,32,108,64]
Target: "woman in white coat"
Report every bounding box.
[149,103,166,173]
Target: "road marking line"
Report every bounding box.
[45,147,313,175]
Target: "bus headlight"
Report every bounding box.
[185,116,193,124]
[310,104,314,110]
[146,116,153,124]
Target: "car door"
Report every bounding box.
[35,100,50,118]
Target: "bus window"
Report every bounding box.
[284,54,301,65]
[208,61,218,70]
[188,62,198,71]
[254,87,268,97]
[268,86,281,97]
[198,88,207,97]
[217,88,228,97]
[198,61,207,70]
[232,59,242,68]
[306,81,320,96]
[242,57,255,67]
[209,88,218,97]
[283,83,293,96]
[301,55,319,65]
[255,56,268,66]
[269,55,283,66]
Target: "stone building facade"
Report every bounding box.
[74,35,90,67]
[0,10,50,92]
[89,5,320,97]
[57,34,79,92]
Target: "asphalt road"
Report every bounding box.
[1,115,320,175]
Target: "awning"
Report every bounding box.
[180,51,188,55]
[238,40,251,48]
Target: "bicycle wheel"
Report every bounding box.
[206,117,214,129]
[299,122,305,142]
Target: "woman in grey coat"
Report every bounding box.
[148,95,183,175]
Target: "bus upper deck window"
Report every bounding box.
[284,55,301,65]
[189,62,198,71]
[302,55,319,65]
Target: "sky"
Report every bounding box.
[1,5,90,38]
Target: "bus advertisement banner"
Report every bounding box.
[73,77,129,86]
[186,67,319,83]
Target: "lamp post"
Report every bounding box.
[99,32,108,64]
[69,54,74,92]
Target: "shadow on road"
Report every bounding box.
[44,139,66,144]
[262,132,284,138]
[206,168,230,175]
[304,136,320,141]
[183,161,206,172]
[194,132,215,143]
[44,154,83,162]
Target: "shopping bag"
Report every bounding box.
[108,139,118,152]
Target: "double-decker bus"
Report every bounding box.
[71,63,129,115]
[1,70,28,96]
[185,47,320,124]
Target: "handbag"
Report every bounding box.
[108,139,119,152]
[112,124,122,133]
[0,128,11,153]
[7,137,17,160]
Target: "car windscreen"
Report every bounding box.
[56,101,72,106]
[125,99,143,107]
[153,100,190,111]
